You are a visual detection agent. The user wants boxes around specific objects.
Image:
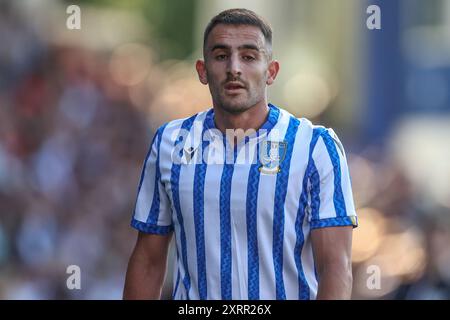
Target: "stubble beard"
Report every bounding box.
[209,80,266,115]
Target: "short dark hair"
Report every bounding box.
[203,8,273,58]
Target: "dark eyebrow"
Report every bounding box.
[238,44,260,52]
[210,44,261,52]
[210,44,230,52]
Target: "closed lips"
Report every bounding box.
[224,82,245,89]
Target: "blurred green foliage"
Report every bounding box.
[64,0,197,60]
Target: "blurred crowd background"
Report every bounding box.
[0,0,449,299]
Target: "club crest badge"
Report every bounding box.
[259,140,287,174]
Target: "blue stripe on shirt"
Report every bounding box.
[130,218,173,234]
[320,130,348,217]
[170,114,197,300]
[293,127,326,300]
[294,181,312,300]
[246,134,261,300]
[132,125,161,220]
[219,138,235,299]
[246,107,281,300]
[309,159,321,221]
[193,122,209,299]
[272,117,300,300]
[307,128,323,221]
[147,123,168,225]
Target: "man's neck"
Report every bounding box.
[213,101,270,134]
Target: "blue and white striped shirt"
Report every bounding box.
[131,104,358,300]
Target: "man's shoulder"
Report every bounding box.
[275,107,342,145]
[158,109,211,132]
[276,108,321,133]
[161,110,206,129]
[153,109,211,144]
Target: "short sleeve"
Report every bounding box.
[307,127,358,230]
[131,125,173,235]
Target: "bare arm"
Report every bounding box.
[311,225,353,300]
[123,231,173,299]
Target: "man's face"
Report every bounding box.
[197,24,276,114]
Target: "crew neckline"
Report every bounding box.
[204,103,280,139]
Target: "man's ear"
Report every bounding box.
[266,60,280,85]
[196,60,208,85]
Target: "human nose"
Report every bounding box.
[226,54,242,77]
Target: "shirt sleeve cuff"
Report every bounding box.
[131,218,174,235]
[310,216,358,230]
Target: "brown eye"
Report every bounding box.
[243,55,255,61]
[216,54,228,61]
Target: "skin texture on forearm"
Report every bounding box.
[311,225,354,300]
[315,263,353,299]
[123,249,166,299]
[123,232,172,300]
